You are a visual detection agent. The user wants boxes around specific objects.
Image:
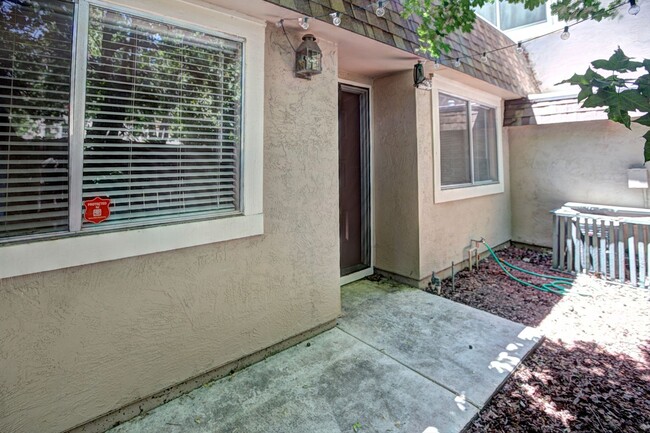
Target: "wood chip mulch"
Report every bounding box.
[433,246,650,433]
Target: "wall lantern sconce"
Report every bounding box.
[413,61,432,90]
[295,34,322,80]
[413,61,426,87]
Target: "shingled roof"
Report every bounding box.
[263,0,540,96]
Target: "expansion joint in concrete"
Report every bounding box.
[336,326,482,410]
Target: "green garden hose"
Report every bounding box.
[481,240,574,296]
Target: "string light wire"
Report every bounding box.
[434,0,630,67]
[275,0,632,67]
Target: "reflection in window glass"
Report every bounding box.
[84,6,243,227]
[439,93,471,186]
[438,93,498,188]
[475,2,497,26]
[0,0,73,239]
[499,1,547,30]
[471,103,498,182]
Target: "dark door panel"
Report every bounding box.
[339,84,370,276]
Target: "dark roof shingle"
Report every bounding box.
[264,0,540,96]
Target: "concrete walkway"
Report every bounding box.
[108,280,541,433]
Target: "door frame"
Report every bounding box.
[339,79,374,286]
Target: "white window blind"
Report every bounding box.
[83,6,243,227]
[0,0,74,239]
[439,92,498,188]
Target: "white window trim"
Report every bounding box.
[432,76,504,204]
[476,1,563,42]
[0,0,266,279]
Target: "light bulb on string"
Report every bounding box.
[453,58,461,67]
[433,58,441,70]
[376,1,386,17]
[629,0,640,15]
[516,42,524,54]
[299,17,310,30]
[275,19,283,28]
[330,12,341,26]
[560,25,570,40]
[480,52,488,63]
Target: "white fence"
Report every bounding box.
[552,202,650,288]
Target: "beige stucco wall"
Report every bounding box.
[510,120,649,247]
[0,24,340,433]
[373,71,421,280]
[416,88,512,280]
[372,70,511,284]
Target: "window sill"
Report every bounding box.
[434,182,504,203]
[0,213,263,279]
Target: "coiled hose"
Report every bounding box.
[481,239,574,296]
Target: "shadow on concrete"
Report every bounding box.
[467,339,650,433]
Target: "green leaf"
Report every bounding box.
[634,113,650,127]
[577,86,594,102]
[581,92,606,108]
[618,89,650,112]
[591,47,643,73]
[644,59,650,74]
[608,108,632,129]
[557,68,603,87]
[644,131,650,162]
[635,74,650,98]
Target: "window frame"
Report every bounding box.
[0,0,265,278]
[432,76,504,204]
[475,0,548,31]
[475,1,562,42]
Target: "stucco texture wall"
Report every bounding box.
[0,25,340,433]
[373,71,421,280]
[509,120,649,247]
[372,70,511,284]
[416,90,511,281]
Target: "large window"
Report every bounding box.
[83,6,242,229]
[439,92,498,188]
[0,0,264,278]
[475,1,547,31]
[432,78,503,203]
[1,0,243,241]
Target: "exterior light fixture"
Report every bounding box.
[330,12,341,26]
[629,0,640,15]
[413,61,426,87]
[560,25,570,40]
[376,1,386,17]
[516,41,524,54]
[295,34,322,80]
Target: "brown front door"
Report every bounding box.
[339,84,370,276]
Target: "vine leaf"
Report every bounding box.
[591,47,643,72]
[635,113,650,127]
[561,48,650,161]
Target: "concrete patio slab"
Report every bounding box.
[106,279,541,433]
[108,328,476,433]
[338,280,542,407]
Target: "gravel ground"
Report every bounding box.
[434,246,650,433]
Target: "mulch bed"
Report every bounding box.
[433,246,650,433]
